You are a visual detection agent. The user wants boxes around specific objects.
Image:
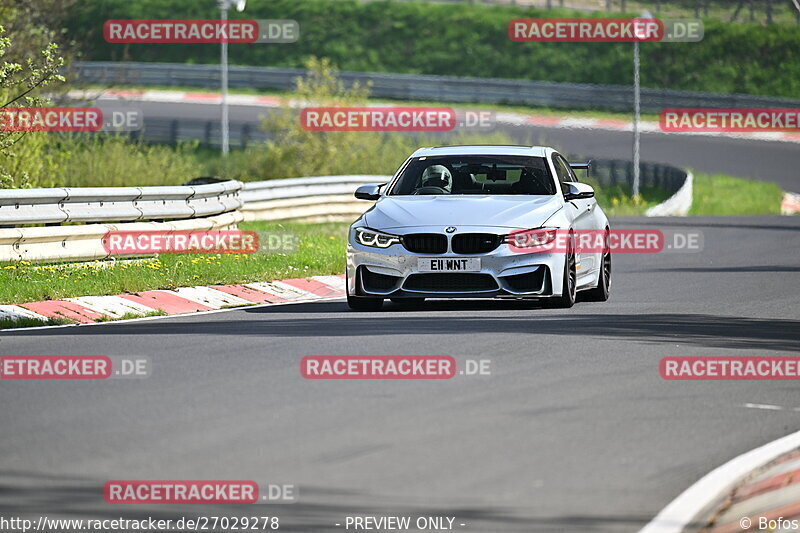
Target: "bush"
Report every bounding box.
[0,134,202,188]
[208,57,517,181]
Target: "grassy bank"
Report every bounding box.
[0,221,348,305]
[690,172,784,215]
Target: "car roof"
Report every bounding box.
[411,145,552,158]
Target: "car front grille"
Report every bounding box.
[403,273,498,292]
[451,233,503,254]
[402,233,448,254]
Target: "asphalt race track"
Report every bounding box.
[1,216,799,531]
[100,100,800,191]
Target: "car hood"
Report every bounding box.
[364,195,562,230]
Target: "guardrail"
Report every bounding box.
[240,176,383,221]
[587,159,692,216]
[0,159,690,263]
[0,181,243,263]
[72,61,800,113]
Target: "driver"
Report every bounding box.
[420,165,452,192]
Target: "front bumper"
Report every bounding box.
[346,227,567,299]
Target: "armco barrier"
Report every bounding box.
[0,181,243,263]
[239,176,385,221]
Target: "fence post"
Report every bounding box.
[241,124,251,149]
[170,120,178,146]
[204,122,213,147]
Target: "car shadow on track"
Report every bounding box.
[4,300,798,352]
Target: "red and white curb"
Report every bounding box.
[781,192,800,215]
[640,430,800,533]
[0,274,345,328]
[701,449,800,533]
[70,89,800,145]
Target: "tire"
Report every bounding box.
[346,270,384,311]
[581,248,611,302]
[544,241,576,309]
[347,295,384,311]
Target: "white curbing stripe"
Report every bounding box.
[311,275,346,292]
[171,286,253,309]
[269,281,320,300]
[244,281,317,301]
[0,305,50,322]
[67,296,158,319]
[781,192,800,215]
[639,429,800,533]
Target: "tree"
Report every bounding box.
[0,24,66,186]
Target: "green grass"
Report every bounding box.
[0,316,70,330]
[0,221,348,305]
[591,182,673,217]
[94,310,168,322]
[690,172,784,215]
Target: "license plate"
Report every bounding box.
[417,257,481,272]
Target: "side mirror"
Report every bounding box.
[354,183,384,201]
[563,182,595,201]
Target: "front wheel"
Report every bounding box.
[581,249,611,302]
[347,294,384,311]
[346,272,384,311]
[544,246,576,309]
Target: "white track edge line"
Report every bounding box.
[639,428,800,533]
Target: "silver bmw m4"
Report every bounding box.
[346,145,611,310]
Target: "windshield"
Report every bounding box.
[389,155,556,196]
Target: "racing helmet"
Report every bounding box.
[421,165,452,190]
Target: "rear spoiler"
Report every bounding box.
[569,161,591,170]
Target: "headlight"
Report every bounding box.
[505,228,559,249]
[354,227,401,248]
